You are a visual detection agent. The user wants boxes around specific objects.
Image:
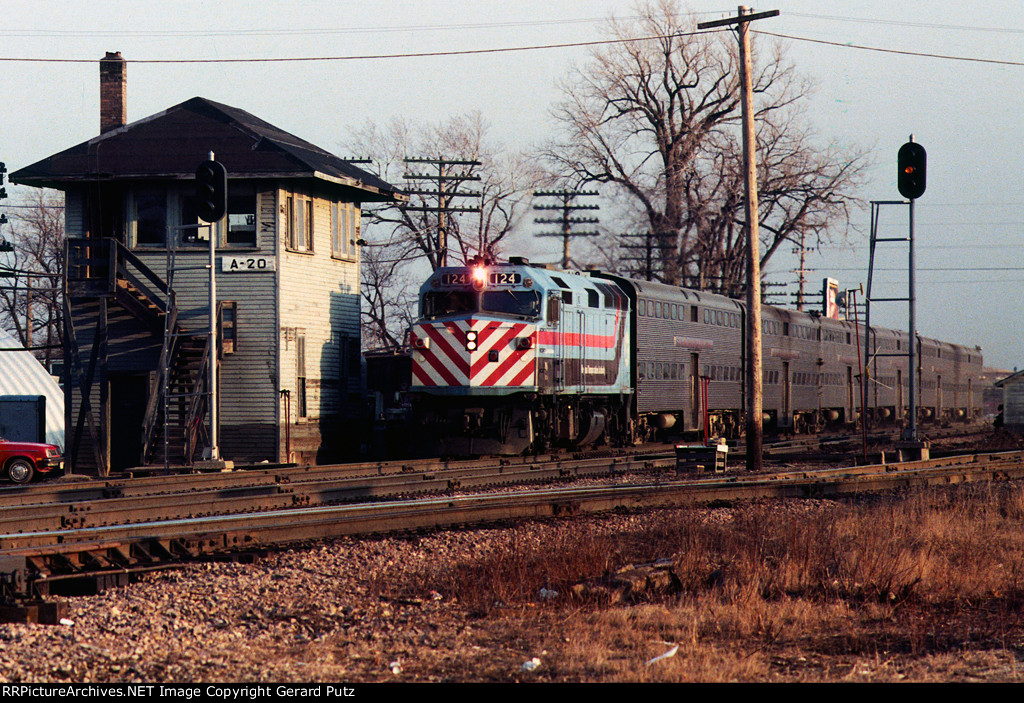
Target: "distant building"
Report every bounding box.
[981,366,1012,418]
[11,52,403,473]
[0,328,64,448]
[994,370,1024,432]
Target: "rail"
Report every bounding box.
[1,448,1023,600]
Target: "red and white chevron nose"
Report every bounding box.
[411,319,535,388]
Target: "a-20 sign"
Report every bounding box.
[221,255,276,272]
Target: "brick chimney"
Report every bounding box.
[99,52,126,133]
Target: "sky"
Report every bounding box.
[1,0,1023,369]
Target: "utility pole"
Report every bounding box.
[403,158,482,269]
[792,230,814,311]
[619,231,675,281]
[698,6,779,472]
[0,162,8,229]
[533,189,599,268]
[760,280,788,306]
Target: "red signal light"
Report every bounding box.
[897,141,926,200]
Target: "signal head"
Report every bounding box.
[897,141,926,200]
[195,159,228,222]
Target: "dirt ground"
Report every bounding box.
[3,427,1023,683]
[1,503,1023,683]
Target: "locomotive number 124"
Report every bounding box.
[440,272,522,286]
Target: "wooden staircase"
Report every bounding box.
[65,237,209,468]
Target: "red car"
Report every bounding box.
[1,438,64,484]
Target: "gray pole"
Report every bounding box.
[207,151,220,460]
[905,196,917,441]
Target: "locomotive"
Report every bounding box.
[406,256,984,455]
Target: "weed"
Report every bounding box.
[408,482,1024,680]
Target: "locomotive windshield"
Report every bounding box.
[422,289,541,320]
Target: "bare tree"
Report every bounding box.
[544,0,865,292]
[347,113,542,351]
[359,236,419,351]
[0,189,64,366]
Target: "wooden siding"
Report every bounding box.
[276,185,363,464]
[130,183,280,462]
[61,178,370,467]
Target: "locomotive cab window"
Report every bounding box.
[422,289,541,320]
[422,290,476,318]
[483,290,541,319]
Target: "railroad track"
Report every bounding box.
[0,449,678,534]
[1,445,1021,604]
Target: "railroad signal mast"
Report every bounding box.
[864,138,928,461]
[194,153,229,464]
[896,137,926,451]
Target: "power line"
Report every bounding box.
[758,30,1024,68]
[787,12,1024,36]
[0,24,1017,69]
[0,16,638,40]
[829,266,1024,272]
[0,29,721,64]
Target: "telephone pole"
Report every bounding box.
[402,158,482,269]
[533,189,599,268]
[619,231,675,281]
[698,6,779,472]
[792,230,814,311]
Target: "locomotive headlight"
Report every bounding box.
[471,266,487,290]
[465,329,478,351]
[516,336,533,350]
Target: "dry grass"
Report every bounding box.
[409,483,1024,681]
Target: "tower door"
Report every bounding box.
[109,373,149,471]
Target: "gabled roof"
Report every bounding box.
[994,369,1024,388]
[11,97,403,202]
